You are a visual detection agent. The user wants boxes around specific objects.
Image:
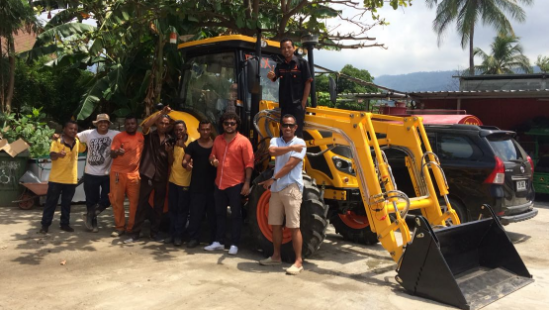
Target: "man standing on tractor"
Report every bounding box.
[204,112,254,255]
[108,114,144,237]
[267,38,313,138]
[258,114,306,275]
[39,120,87,234]
[182,120,217,249]
[124,106,173,243]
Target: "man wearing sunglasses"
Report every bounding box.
[258,114,306,275]
[204,112,254,255]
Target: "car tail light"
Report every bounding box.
[527,156,534,174]
[484,156,505,184]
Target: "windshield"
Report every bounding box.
[180,52,236,124]
[489,138,523,161]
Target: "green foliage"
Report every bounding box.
[12,58,93,124]
[0,107,55,158]
[474,33,532,75]
[536,56,549,73]
[339,65,377,93]
[427,0,533,75]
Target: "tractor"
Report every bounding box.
[155,35,533,310]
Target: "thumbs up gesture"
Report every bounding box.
[118,144,125,156]
[210,155,219,168]
[267,70,276,80]
[59,148,67,158]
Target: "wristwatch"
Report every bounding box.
[271,176,279,182]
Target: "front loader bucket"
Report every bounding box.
[397,205,533,310]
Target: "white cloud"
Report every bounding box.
[316,1,549,77]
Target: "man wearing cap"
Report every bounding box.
[79,114,120,232]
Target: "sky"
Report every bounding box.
[315,1,549,77]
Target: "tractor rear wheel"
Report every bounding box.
[329,209,379,245]
[248,171,328,262]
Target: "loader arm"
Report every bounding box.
[296,105,459,263]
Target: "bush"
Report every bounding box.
[1,107,55,158]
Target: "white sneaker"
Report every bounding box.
[228,245,238,255]
[204,242,224,251]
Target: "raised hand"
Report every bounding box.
[267,70,276,80]
[59,148,67,158]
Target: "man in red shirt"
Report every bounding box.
[204,112,254,255]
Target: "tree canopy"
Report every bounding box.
[474,32,532,75]
[22,0,413,119]
[426,0,532,76]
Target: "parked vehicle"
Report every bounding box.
[388,124,538,225]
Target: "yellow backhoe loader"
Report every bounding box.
[149,35,532,310]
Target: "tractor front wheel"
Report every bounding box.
[329,209,379,245]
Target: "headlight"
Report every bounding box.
[332,156,355,176]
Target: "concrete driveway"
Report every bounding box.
[0,199,548,310]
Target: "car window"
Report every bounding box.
[489,138,523,161]
[437,134,482,160]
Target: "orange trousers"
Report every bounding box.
[108,172,140,232]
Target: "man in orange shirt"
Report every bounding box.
[109,114,144,237]
[204,112,254,255]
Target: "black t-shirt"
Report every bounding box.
[186,140,217,193]
[274,55,312,109]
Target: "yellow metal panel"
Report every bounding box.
[178,35,280,50]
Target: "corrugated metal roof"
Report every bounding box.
[408,89,549,100]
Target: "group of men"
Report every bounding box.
[38,37,311,274]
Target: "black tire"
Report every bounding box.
[329,209,379,245]
[439,196,469,223]
[248,170,328,262]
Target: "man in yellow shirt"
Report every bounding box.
[39,121,87,233]
[166,120,192,246]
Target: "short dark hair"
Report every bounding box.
[280,38,294,47]
[173,120,187,129]
[64,120,78,129]
[220,112,241,128]
[199,120,212,127]
[282,114,296,124]
[125,113,137,121]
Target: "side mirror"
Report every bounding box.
[329,76,337,104]
[246,57,260,94]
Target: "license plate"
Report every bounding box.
[516,180,526,191]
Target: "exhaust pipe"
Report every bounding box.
[397,204,533,310]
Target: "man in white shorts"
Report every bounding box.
[258,114,306,275]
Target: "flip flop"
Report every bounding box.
[259,257,282,266]
[286,264,304,275]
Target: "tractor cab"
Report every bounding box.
[176,35,282,136]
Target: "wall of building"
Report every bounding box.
[421,98,549,131]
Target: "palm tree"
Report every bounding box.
[0,0,36,113]
[426,0,532,76]
[536,56,549,73]
[473,32,532,75]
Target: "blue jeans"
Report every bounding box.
[83,173,111,215]
[168,182,190,239]
[214,183,243,246]
[41,182,76,227]
[187,191,216,243]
